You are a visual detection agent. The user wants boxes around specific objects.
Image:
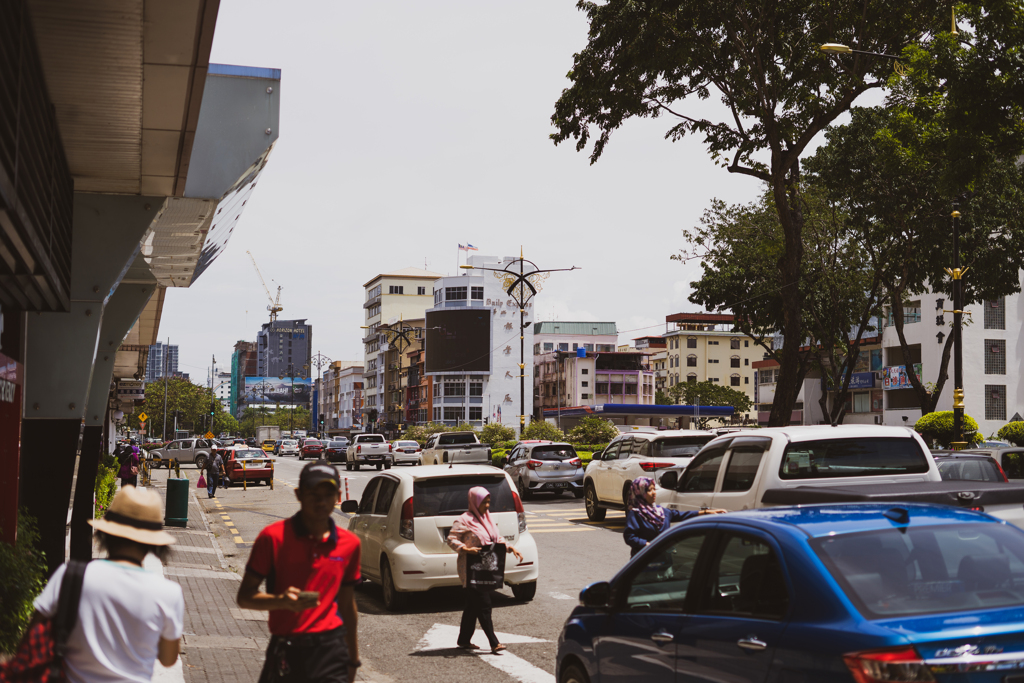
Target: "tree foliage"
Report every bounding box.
[127,378,237,438]
[479,423,516,447]
[567,416,619,444]
[521,421,566,442]
[402,422,451,445]
[667,380,752,429]
[237,406,311,437]
[0,510,47,654]
[551,0,1024,426]
[998,421,1024,447]
[914,411,982,448]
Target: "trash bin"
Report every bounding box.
[165,477,189,528]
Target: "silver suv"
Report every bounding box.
[149,438,217,469]
[504,441,584,499]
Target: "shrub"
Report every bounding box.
[914,411,982,448]
[998,421,1024,447]
[401,422,449,445]
[480,423,516,447]
[567,417,618,444]
[0,510,48,654]
[95,459,119,518]
[520,421,565,442]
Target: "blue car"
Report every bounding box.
[557,503,1024,683]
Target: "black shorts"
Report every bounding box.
[258,627,349,683]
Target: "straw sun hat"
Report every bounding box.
[89,485,175,546]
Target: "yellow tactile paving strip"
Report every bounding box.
[211,498,246,544]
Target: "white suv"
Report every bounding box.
[583,429,715,521]
[340,465,540,611]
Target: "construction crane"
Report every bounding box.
[247,250,283,322]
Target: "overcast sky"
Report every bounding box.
[160,1,788,382]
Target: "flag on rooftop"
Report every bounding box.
[458,243,478,251]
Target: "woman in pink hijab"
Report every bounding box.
[446,486,524,653]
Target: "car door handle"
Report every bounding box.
[737,638,767,651]
[650,632,674,644]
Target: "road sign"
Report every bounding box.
[205,431,214,439]
[138,412,148,422]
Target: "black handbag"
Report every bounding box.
[466,543,506,591]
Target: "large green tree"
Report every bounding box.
[127,378,231,439]
[551,0,1023,426]
[668,381,753,429]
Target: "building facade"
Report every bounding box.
[145,342,178,381]
[663,312,762,421]
[532,321,618,356]
[213,371,231,407]
[362,268,442,429]
[257,319,311,379]
[230,341,258,417]
[534,349,656,420]
[317,361,363,434]
[426,255,535,431]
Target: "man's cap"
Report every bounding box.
[300,460,340,490]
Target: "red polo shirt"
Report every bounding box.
[246,513,361,635]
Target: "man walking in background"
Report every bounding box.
[206,447,224,499]
[237,460,361,682]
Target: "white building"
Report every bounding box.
[426,254,535,431]
[213,371,231,407]
[880,288,1024,438]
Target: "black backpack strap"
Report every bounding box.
[52,560,89,657]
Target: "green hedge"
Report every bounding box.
[998,421,1024,447]
[95,454,119,518]
[0,510,48,654]
[914,411,982,448]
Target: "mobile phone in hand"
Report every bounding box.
[298,591,320,601]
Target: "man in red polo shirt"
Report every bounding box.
[237,460,361,683]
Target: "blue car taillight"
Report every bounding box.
[843,647,934,683]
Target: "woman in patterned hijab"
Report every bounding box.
[624,476,725,556]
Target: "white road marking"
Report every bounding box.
[548,592,575,600]
[416,623,554,683]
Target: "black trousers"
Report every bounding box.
[120,475,137,488]
[459,586,498,648]
[258,627,349,683]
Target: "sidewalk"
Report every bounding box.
[144,469,270,683]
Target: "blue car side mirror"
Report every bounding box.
[580,581,612,608]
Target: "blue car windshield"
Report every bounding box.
[814,524,1024,618]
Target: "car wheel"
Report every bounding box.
[380,558,406,611]
[560,661,590,683]
[585,483,606,521]
[353,463,360,471]
[511,581,537,601]
[346,462,352,472]
[376,463,383,471]
[517,477,532,501]
[194,455,207,471]
[384,462,391,470]
[622,484,632,508]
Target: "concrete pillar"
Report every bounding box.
[22,194,159,574]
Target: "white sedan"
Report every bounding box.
[340,465,540,611]
[390,440,422,465]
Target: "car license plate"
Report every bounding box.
[552,482,567,489]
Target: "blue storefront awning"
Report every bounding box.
[543,403,734,419]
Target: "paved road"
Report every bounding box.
[198,455,634,683]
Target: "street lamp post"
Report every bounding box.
[309,351,331,437]
[462,252,578,436]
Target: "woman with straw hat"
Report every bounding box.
[32,485,184,683]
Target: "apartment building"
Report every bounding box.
[380,318,424,433]
[663,312,761,421]
[230,341,257,417]
[362,267,442,428]
[534,348,656,419]
[533,321,618,356]
[317,361,362,434]
[634,336,668,390]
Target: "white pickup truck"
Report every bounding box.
[419,432,493,466]
[655,424,1024,528]
[345,434,392,471]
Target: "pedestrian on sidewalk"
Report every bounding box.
[446,486,524,654]
[117,440,140,488]
[624,476,726,557]
[206,447,225,498]
[237,460,362,683]
[30,486,183,682]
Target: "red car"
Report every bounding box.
[218,447,274,487]
[299,438,324,460]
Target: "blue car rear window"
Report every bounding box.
[779,437,929,480]
[813,524,1024,618]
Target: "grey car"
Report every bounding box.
[504,442,584,499]
[148,438,216,469]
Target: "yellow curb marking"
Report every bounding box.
[230,528,239,535]
[233,537,244,544]
[224,522,234,527]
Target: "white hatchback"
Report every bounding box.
[279,440,299,456]
[340,465,540,611]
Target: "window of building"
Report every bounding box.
[730,356,740,368]
[611,383,623,394]
[986,385,1007,421]
[985,297,1006,330]
[687,355,697,367]
[469,380,483,396]
[572,343,579,351]
[687,373,697,384]
[582,368,589,375]
[581,381,589,387]
[433,407,442,421]
[731,338,741,349]
[687,337,697,349]
[730,375,740,387]
[444,406,465,421]
[389,285,404,294]
[443,380,466,396]
[744,376,750,384]
[533,343,540,355]
[585,344,594,352]
[744,358,749,366]
[852,392,871,413]
[597,344,616,352]
[745,340,749,347]
[469,407,482,421]
[581,393,589,400]
[709,377,719,383]
[471,286,484,300]
[543,342,553,351]
[709,359,720,364]
[624,381,637,395]
[445,286,467,300]
[985,339,1006,374]
[596,382,608,393]
[558,343,569,351]
[434,289,442,305]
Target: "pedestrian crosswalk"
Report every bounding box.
[525,507,626,534]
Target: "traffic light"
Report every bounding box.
[209,401,215,416]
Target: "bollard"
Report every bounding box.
[165,476,189,527]
[173,458,181,479]
[242,461,247,491]
[270,460,274,490]
[344,477,350,501]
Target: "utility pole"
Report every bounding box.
[162,338,169,442]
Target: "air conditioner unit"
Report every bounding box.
[874,371,885,381]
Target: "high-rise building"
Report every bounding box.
[362,268,443,430]
[257,319,312,379]
[213,371,232,407]
[145,342,178,381]
[230,341,258,417]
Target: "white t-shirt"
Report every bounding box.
[34,560,184,683]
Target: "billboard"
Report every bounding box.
[425,309,491,374]
[243,376,312,405]
[881,364,923,391]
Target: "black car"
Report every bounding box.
[931,450,1007,482]
[324,438,349,463]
